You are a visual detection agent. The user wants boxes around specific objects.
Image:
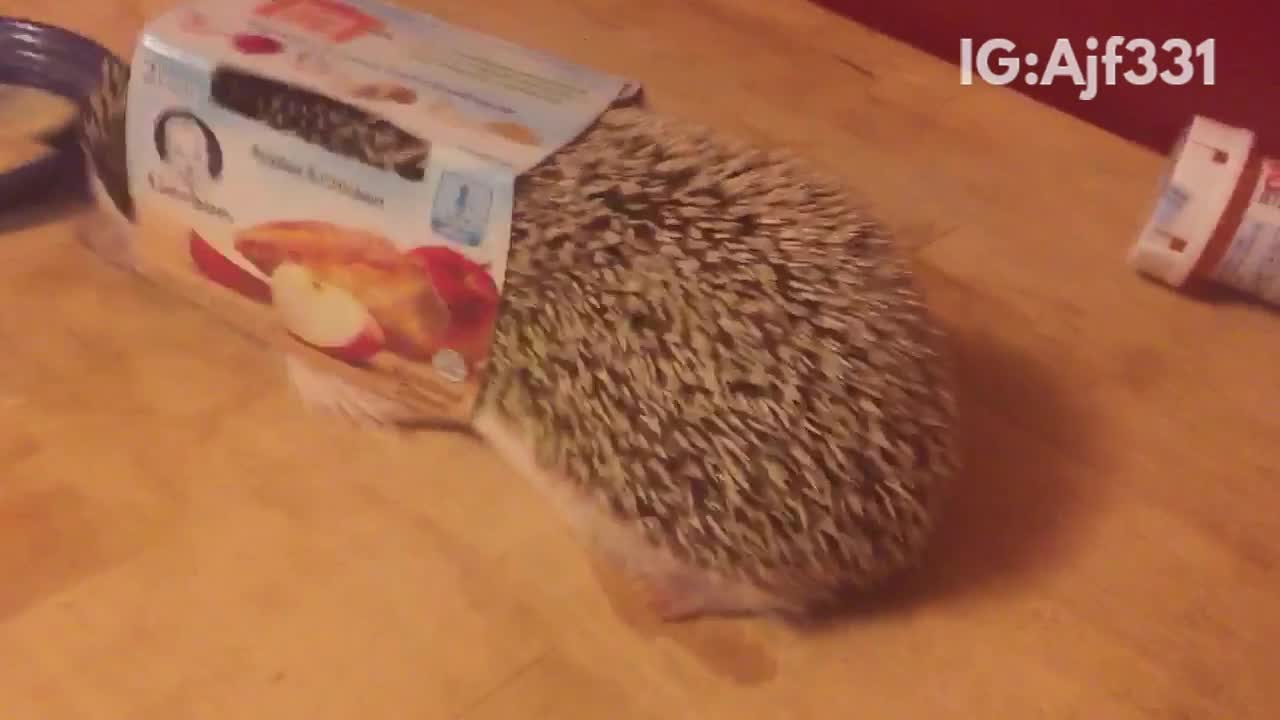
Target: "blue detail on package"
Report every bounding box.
[431,171,492,247]
[1153,181,1189,227]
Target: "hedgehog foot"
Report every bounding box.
[643,567,734,622]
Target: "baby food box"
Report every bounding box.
[90,0,638,423]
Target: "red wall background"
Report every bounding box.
[813,2,1279,157]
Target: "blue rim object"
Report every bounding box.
[0,17,116,210]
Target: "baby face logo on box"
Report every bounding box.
[147,108,232,221]
[431,171,492,248]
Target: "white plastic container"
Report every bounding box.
[1129,115,1280,307]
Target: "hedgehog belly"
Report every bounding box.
[472,409,805,621]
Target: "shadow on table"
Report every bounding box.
[0,185,86,235]
[799,311,1104,628]
[1148,277,1280,318]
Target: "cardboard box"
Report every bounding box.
[96,0,635,423]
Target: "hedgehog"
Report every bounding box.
[80,54,960,622]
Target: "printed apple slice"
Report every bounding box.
[189,230,272,303]
[269,262,385,364]
[407,245,498,317]
[232,33,284,55]
[407,245,500,364]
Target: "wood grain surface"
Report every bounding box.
[1,0,1277,718]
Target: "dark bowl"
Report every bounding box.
[0,17,116,209]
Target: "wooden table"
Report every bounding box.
[3,1,1278,717]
